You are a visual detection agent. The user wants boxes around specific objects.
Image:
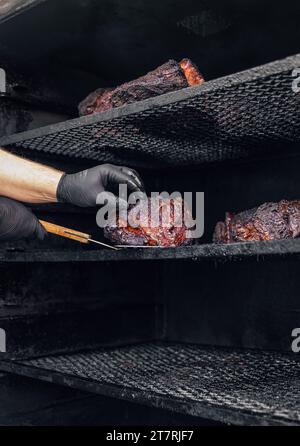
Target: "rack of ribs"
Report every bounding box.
[79,59,204,116]
[213,200,300,244]
[104,196,193,247]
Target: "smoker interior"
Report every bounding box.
[1,153,300,424]
[0,0,300,426]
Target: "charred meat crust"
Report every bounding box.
[79,59,204,116]
[104,197,193,247]
[213,200,300,244]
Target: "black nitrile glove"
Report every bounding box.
[57,164,145,208]
[0,197,46,242]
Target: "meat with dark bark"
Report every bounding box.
[79,59,204,116]
[213,200,300,244]
[179,58,204,86]
[104,196,193,247]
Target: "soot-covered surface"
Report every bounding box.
[1,343,300,425]
[2,238,300,263]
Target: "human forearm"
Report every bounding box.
[0,149,144,207]
[0,149,64,203]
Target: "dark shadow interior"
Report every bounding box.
[0,0,299,112]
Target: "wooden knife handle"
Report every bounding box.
[39,220,90,244]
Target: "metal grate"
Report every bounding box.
[1,343,300,425]
[1,54,300,167]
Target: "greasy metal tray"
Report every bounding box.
[1,54,299,168]
[0,343,299,425]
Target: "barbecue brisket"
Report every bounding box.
[213,200,300,243]
[104,196,193,247]
[79,59,204,116]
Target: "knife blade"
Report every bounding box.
[115,245,163,248]
[88,238,120,250]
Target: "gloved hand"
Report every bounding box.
[56,164,145,208]
[0,197,46,242]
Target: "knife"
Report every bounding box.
[39,220,120,251]
[115,245,163,248]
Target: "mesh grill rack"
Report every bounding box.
[1,54,300,167]
[1,343,300,425]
